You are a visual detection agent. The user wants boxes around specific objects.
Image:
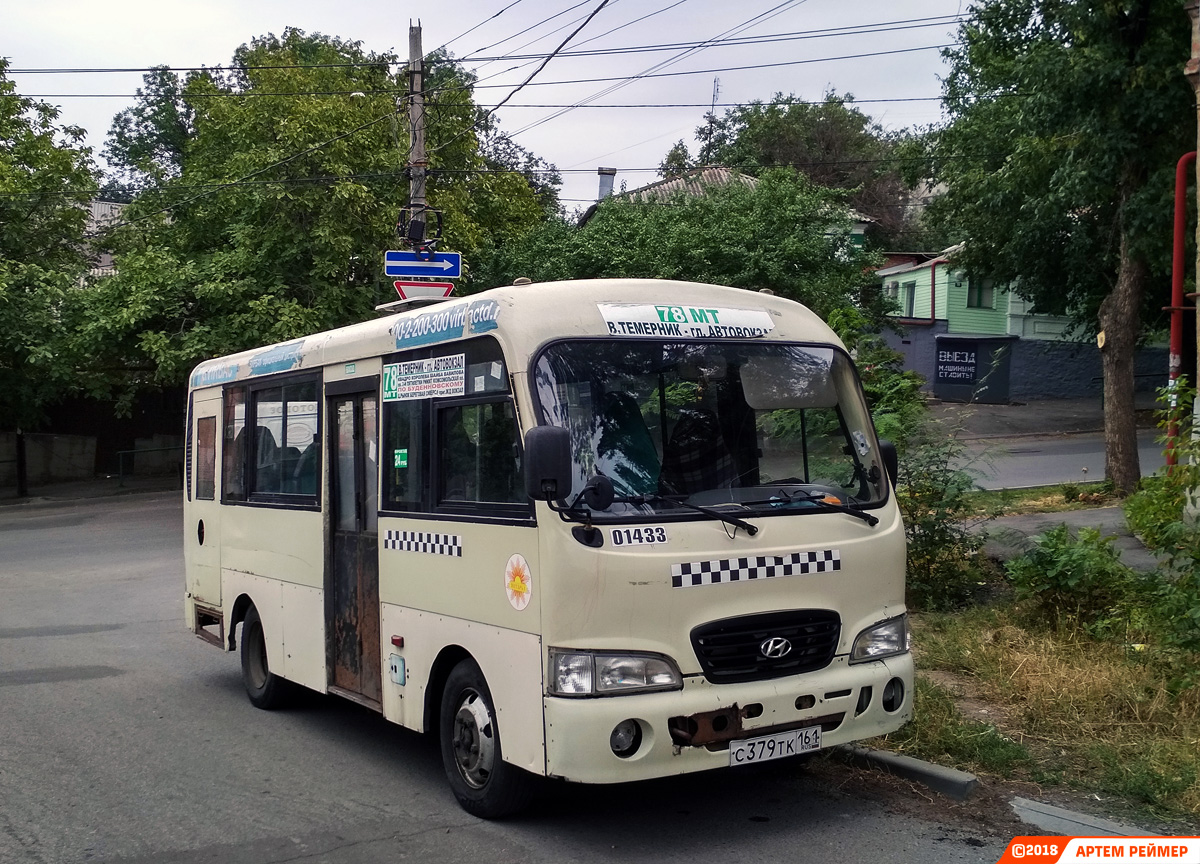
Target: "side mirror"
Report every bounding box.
[524,426,572,502]
[878,439,898,488]
[581,474,614,511]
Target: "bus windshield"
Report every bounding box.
[532,340,887,520]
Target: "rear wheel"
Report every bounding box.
[439,658,535,818]
[240,605,291,709]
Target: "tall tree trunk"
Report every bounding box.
[1098,231,1146,494]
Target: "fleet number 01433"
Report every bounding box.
[610,527,668,546]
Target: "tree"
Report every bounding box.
[658,140,692,178]
[0,58,99,431]
[476,168,877,319]
[88,29,553,396]
[694,92,915,245]
[924,0,1192,493]
[103,65,195,190]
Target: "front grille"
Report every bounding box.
[691,610,840,684]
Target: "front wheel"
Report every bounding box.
[439,658,535,818]
[240,605,292,710]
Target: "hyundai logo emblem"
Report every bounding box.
[760,636,793,659]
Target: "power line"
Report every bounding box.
[16,90,949,107]
[432,0,530,56]
[428,0,616,157]
[465,4,604,76]
[425,42,956,95]
[563,0,694,52]
[466,0,598,57]
[4,62,396,75]
[467,16,961,61]
[5,13,962,77]
[506,0,812,139]
[1,156,983,204]
[492,0,614,115]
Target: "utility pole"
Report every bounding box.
[378,19,457,311]
[702,77,720,165]
[407,22,428,250]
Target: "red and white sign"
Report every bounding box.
[394,280,455,301]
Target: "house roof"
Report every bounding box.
[873,244,964,279]
[622,165,758,201]
[578,165,873,228]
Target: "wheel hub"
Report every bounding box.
[451,690,495,789]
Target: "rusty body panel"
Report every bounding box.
[330,531,381,702]
[326,391,382,707]
[191,603,224,648]
[668,703,844,748]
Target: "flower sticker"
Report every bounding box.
[505,553,532,611]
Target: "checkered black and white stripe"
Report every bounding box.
[671,549,840,588]
[383,530,463,557]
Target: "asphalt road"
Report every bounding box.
[0,493,1014,864]
[963,429,1164,490]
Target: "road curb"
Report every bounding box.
[836,744,980,801]
[1009,797,1157,837]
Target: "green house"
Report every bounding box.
[874,249,1162,402]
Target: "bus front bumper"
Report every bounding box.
[542,652,913,784]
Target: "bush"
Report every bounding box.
[1005,524,1147,635]
[896,419,992,611]
[1124,381,1197,549]
[1121,382,1200,678]
[827,307,926,449]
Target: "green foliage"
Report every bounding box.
[1122,384,1200,667]
[89,29,552,396]
[880,676,1032,777]
[894,419,990,611]
[477,168,878,319]
[0,58,100,429]
[657,140,692,179]
[1005,525,1148,635]
[927,0,1191,325]
[1125,473,1184,552]
[1090,742,1199,810]
[691,92,917,246]
[827,306,925,446]
[1125,383,1197,550]
[1059,482,1081,503]
[924,0,1192,492]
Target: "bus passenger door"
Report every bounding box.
[327,389,381,706]
[188,392,222,609]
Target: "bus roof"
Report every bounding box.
[188,279,845,390]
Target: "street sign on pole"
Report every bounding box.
[384,249,462,278]
[394,280,455,300]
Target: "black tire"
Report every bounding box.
[439,658,536,818]
[240,605,291,710]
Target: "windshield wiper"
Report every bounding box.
[621,493,759,537]
[743,489,879,527]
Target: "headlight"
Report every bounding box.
[850,615,910,664]
[549,649,682,696]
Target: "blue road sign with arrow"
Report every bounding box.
[384,250,462,278]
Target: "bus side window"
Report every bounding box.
[438,400,522,506]
[196,417,216,500]
[223,386,247,501]
[383,400,425,510]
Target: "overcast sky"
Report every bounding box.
[7,0,964,212]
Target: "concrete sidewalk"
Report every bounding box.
[982,506,1162,573]
[0,473,181,507]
